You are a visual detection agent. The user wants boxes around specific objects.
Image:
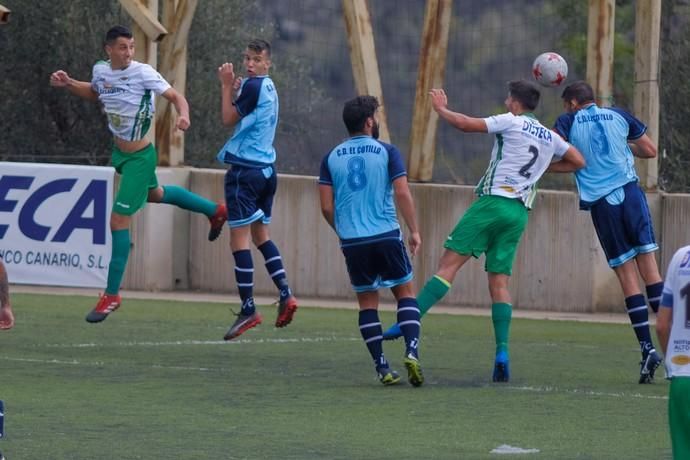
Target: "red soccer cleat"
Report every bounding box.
[275,296,298,328]
[208,203,228,242]
[85,293,121,323]
[224,311,263,341]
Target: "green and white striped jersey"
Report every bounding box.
[661,245,690,378]
[476,112,569,209]
[90,60,171,141]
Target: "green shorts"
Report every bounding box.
[669,377,690,459]
[111,143,158,216]
[444,195,528,275]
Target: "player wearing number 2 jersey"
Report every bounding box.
[383,80,584,383]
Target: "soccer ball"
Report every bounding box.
[532,52,568,87]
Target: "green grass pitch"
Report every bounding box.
[0,294,672,459]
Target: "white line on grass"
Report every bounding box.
[0,355,214,372]
[1,355,671,401]
[490,444,540,454]
[41,336,361,348]
[504,384,668,401]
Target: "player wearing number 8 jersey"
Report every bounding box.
[382,80,584,382]
[319,95,424,387]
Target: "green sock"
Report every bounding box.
[492,302,512,355]
[417,275,451,317]
[106,229,130,295]
[161,185,217,216]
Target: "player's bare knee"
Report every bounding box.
[147,186,164,203]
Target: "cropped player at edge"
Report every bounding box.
[656,245,690,459]
[319,95,424,387]
[383,81,585,382]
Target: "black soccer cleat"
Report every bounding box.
[639,350,662,384]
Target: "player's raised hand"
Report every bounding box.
[218,62,236,86]
[50,70,71,87]
[429,88,448,113]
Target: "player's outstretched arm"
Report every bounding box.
[429,88,487,133]
[628,134,657,159]
[318,184,336,231]
[547,145,586,173]
[161,88,190,131]
[49,70,98,102]
[392,176,421,257]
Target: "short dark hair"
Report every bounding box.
[561,80,595,105]
[508,80,540,111]
[247,38,271,57]
[104,25,133,46]
[342,95,379,134]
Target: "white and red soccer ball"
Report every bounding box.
[532,52,568,87]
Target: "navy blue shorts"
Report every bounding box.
[341,230,413,292]
[224,164,277,228]
[590,181,658,268]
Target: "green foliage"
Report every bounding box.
[659,0,690,192]
[0,0,129,164]
[552,0,636,109]
[1,1,688,190]
[1,293,671,459]
[183,0,265,168]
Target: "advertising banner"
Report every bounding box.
[0,162,113,287]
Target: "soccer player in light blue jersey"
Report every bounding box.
[656,245,690,459]
[383,81,584,383]
[216,39,298,340]
[319,95,423,386]
[50,26,227,323]
[554,81,664,384]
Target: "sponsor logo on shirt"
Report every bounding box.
[671,355,690,366]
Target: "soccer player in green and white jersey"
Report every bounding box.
[50,25,227,323]
[656,245,690,459]
[383,80,585,382]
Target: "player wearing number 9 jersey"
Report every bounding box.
[554,81,664,384]
[382,80,584,383]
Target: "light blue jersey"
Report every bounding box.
[319,135,406,242]
[217,76,278,167]
[554,104,647,206]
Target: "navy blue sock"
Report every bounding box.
[258,240,291,300]
[645,282,663,314]
[625,294,655,357]
[233,250,255,315]
[359,309,388,371]
[397,297,421,358]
